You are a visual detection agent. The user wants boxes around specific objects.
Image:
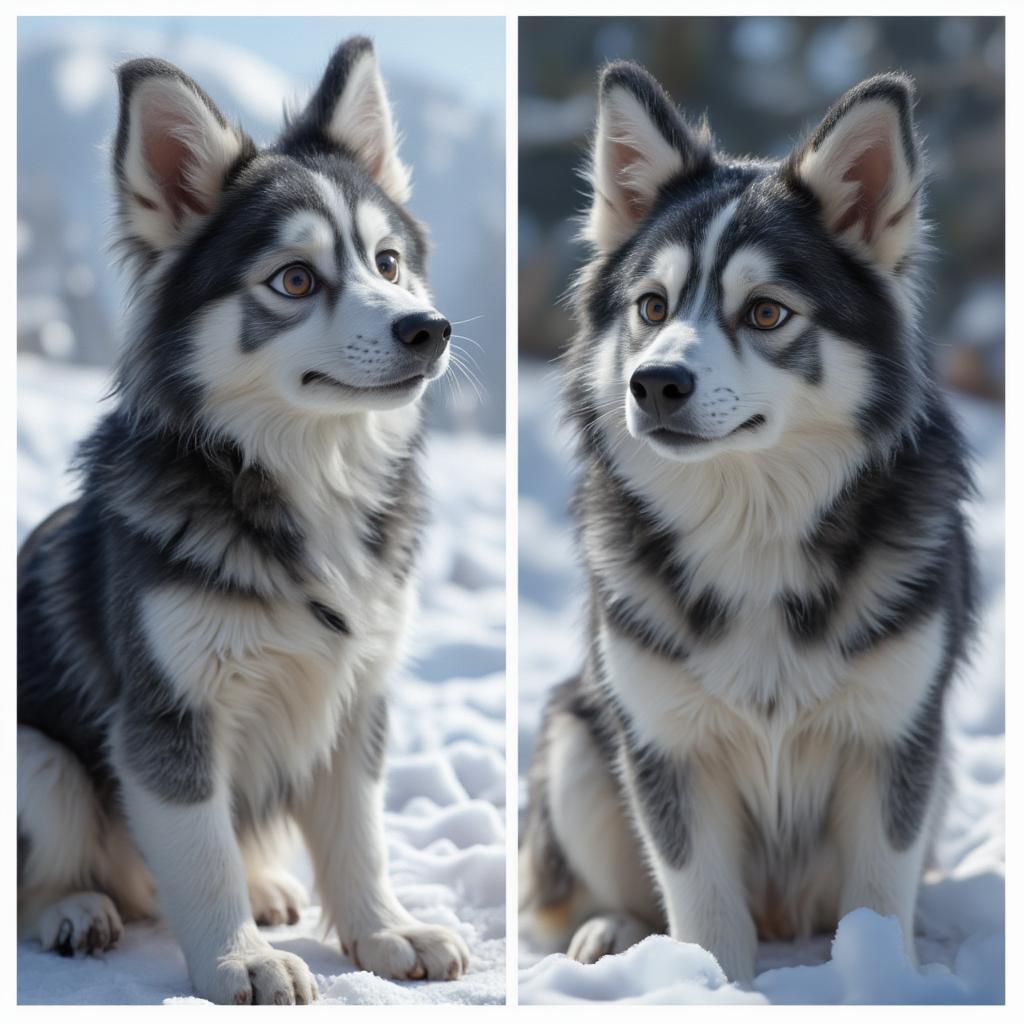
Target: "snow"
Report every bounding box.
[16,355,506,1005]
[517,361,1004,1005]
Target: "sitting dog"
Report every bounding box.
[520,62,976,983]
[18,37,470,1003]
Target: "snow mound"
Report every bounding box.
[520,935,763,1005]
[520,909,1003,1005]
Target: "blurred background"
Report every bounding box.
[17,15,506,435]
[519,15,1005,401]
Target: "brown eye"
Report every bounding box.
[376,250,400,283]
[746,299,791,331]
[638,293,668,325]
[268,263,316,298]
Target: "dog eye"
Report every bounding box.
[376,250,400,283]
[268,263,317,298]
[745,299,791,330]
[638,294,668,325]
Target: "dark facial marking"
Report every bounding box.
[239,293,311,352]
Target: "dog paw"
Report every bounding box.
[200,949,318,1005]
[346,922,470,981]
[39,891,123,957]
[249,870,308,927]
[567,913,651,964]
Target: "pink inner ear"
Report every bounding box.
[835,142,892,243]
[611,140,651,220]
[142,127,209,219]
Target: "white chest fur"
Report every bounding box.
[142,574,412,807]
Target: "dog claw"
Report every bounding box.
[56,920,74,958]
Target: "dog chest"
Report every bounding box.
[599,593,945,759]
[139,578,408,800]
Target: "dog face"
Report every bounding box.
[113,39,449,429]
[575,64,925,465]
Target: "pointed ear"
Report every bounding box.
[114,59,252,253]
[585,61,712,254]
[787,74,923,268]
[285,37,411,204]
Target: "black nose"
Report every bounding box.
[629,363,696,418]
[393,312,451,361]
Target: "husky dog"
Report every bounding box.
[520,63,976,983]
[18,38,472,1003]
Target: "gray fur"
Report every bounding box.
[884,684,945,851]
[121,670,216,805]
[362,696,389,781]
[622,740,691,870]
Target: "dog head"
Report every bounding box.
[574,62,926,466]
[112,38,449,435]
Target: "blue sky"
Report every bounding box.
[18,15,505,114]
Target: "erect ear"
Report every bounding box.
[787,73,923,269]
[585,61,712,254]
[284,37,411,204]
[114,58,252,253]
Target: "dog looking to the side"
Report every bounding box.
[520,63,976,983]
[17,37,470,1003]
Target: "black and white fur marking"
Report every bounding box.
[520,64,977,983]
[18,37,470,1003]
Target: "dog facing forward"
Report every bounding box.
[18,38,470,1003]
[521,63,976,983]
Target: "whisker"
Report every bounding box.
[451,334,485,353]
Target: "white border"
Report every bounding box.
[7,2,1018,1016]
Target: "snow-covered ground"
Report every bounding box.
[17,355,506,1005]
[517,362,1005,1005]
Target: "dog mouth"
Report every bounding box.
[647,414,767,448]
[301,371,426,395]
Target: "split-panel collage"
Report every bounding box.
[14,9,1007,1011]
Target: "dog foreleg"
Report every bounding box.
[293,693,471,981]
[112,713,317,1004]
[619,740,758,983]
[833,747,938,965]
